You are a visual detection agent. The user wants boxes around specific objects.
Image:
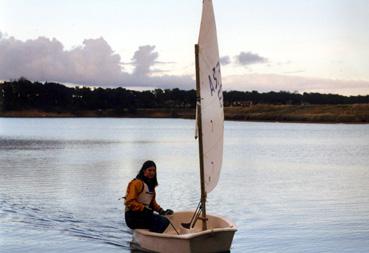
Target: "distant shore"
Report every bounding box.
[1,104,369,123]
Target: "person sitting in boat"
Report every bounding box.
[124,160,174,233]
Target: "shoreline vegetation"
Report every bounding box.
[1,104,369,123]
[1,78,369,123]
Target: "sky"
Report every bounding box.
[1,0,369,95]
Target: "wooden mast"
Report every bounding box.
[195,44,207,231]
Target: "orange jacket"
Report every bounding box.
[124,179,162,212]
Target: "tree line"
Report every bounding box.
[1,78,369,112]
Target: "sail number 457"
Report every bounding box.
[208,62,223,108]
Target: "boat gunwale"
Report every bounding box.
[134,211,237,240]
[135,226,237,240]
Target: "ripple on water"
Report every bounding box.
[0,197,132,250]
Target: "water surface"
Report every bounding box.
[1,118,369,252]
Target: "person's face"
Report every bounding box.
[143,166,156,179]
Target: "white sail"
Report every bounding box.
[198,0,224,193]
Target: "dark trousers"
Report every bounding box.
[125,210,169,233]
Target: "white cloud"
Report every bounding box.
[0,34,193,88]
[220,56,231,65]
[123,45,194,89]
[0,35,126,85]
[131,45,158,77]
[66,38,125,85]
[236,51,268,66]
[1,34,368,95]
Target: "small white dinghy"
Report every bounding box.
[131,0,237,252]
[132,212,236,253]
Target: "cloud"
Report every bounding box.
[223,74,369,95]
[0,35,126,85]
[67,38,126,85]
[123,45,194,89]
[131,45,158,77]
[220,56,231,65]
[1,34,368,95]
[236,51,268,66]
[0,34,193,89]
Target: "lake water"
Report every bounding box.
[1,118,369,253]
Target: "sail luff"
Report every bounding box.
[197,0,224,194]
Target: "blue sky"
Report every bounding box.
[1,0,369,95]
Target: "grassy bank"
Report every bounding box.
[225,104,369,123]
[1,104,369,123]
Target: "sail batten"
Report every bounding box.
[197,0,224,194]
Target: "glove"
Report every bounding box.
[159,208,174,215]
[164,209,174,215]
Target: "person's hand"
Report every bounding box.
[164,209,174,215]
[159,208,174,215]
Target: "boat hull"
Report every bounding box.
[132,211,237,253]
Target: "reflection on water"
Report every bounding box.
[1,118,369,253]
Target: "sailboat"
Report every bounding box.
[131,1,237,252]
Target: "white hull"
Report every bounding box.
[132,211,237,253]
